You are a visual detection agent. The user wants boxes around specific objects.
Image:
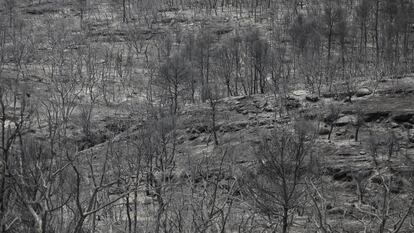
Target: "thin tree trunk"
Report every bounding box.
[126,196,132,233]
[328,124,334,140]
[0,104,7,233]
[74,217,86,233]
[133,189,138,233]
[123,0,127,23]
[375,0,380,64]
[355,127,360,142]
[282,207,289,233]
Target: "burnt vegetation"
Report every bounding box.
[1,0,414,232]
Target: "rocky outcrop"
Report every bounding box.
[364,111,390,122]
[392,113,414,124]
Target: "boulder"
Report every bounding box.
[319,126,330,135]
[335,116,355,127]
[292,90,308,96]
[355,88,372,97]
[305,95,319,102]
[327,207,346,215]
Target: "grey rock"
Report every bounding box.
[355,88,372,97]
[305,95,319,102]
[319,127,330,135]
[335,116,355,127]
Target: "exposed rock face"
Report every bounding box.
[355,88,372,97]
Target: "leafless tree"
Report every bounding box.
[0,81,33,233]
[155,53,192,115]
[12,136,71,233]
[68,141,133,233]
[242,120,315,233]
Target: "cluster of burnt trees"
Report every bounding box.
[115,0,414,113]
[3,0,414,105]
[1,0,414,232]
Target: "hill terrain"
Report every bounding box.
[1,1,414,233]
